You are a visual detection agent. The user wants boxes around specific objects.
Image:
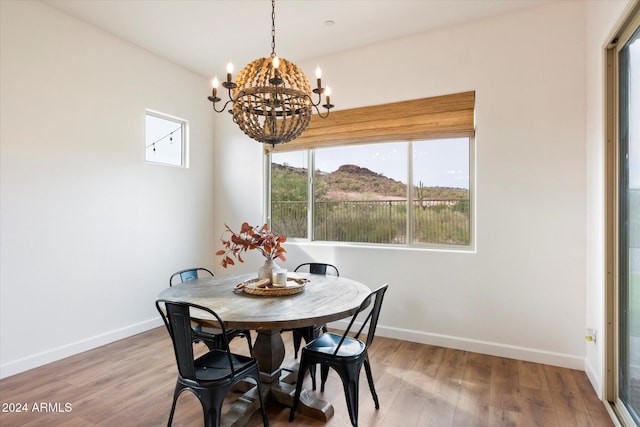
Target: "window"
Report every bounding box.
[145,110,187,167]
[269,137,471,247]
[267,92,474,248]
[411,139,470,245]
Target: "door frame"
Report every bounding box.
[605,3,640,426]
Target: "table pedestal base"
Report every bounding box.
[220,330,334,426]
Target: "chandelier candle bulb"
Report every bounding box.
[325,86,331,105]
[272,57,280,69]
[226,62,233,83]
[211,77,219,97]
[315,66,322,89]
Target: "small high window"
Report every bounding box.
[145,110,187,167]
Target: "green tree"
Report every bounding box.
[271,164,306,201]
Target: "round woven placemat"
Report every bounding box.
[236,277,306,296]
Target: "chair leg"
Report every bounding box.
[309,362,318,390]
[307,326,323,388]
[289,357,311,422]
[167,382,182,426]
[199,387,224,427]
[335,366,361,427]
[251,370,270,427]
[243,330,254,356]
[202,406,221,427]
[293,326,317,358]
[363,357,380,409]
[320,363,330,392]
[293,330,303,358]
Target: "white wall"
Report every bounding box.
[214,1,591,369]
[0,0,630,385]
[0,1,215,378]
[584,0,634,398]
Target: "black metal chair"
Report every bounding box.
[169,268,253,354]
[156,300,269,427]
[294,262,340,277]
[289,284,388,427]
[169,267,214,286]
[291,263,340,358]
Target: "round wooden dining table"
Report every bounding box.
[157,271,371,425]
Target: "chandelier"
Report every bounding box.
[207,0,334,146]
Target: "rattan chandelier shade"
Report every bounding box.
[231,56,312,145]
[207,0,333,146]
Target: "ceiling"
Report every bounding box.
[43,0,549,78]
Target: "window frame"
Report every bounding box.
[145,109,189,168]
[267,136,475,250]
[605,4,640,426]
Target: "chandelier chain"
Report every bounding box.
[271,0,276,57]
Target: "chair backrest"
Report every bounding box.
[294,262,339,276]
[333,284,388,355]
[169,267,214,286]
[155,299,235,380]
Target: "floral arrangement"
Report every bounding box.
[216,222,287,268]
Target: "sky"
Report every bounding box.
[272,138,470,189]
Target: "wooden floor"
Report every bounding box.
[0,327,613,427]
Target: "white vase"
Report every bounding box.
[258,259,275,282]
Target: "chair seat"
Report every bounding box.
[306,332,366,358]
[193,350,256,382]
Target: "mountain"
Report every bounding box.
[272,163,469,201]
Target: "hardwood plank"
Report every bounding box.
[490,357,521,413]
[518,360,550,391]
[544,365,581,395]
[572,370,614,426]
[550,390,593,427]
[488,406,527,427]
[0,328,615,427]
[381,372,430,426]
[414,344,448,379]
[451,352,492,426]
[519,386,560,427]
[416,348,467,426]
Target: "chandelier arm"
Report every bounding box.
[226,86,238,103]
[211,99,235,113]
[311,104,331,119]
[305,94,334,113]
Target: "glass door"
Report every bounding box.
[618,24,640,427]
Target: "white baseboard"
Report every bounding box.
[3,318,587,380]
[584,357,603,399]
[0,317,163,380]
[330,321,585,370]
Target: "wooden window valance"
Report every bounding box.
[265,90,475,153]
